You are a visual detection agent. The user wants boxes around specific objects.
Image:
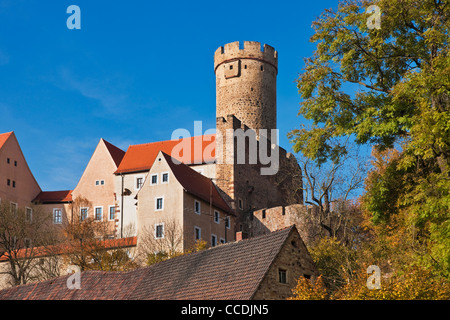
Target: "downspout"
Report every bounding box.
[120,173,124,239]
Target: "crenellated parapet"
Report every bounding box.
[214,41,278,74]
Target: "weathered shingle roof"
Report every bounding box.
[0,226,296,300]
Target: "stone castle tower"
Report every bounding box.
[213,41,303,235]
[214,41,277,135]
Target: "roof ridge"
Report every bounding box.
[129,134,215,148]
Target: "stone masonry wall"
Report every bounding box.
[249,204,321,247]
[252,229,318,300]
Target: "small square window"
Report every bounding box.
[194,227,201,240]
[109,206,116,220]
[214,211,220,224]
[53,209,62,224]
[162,172,169,183]
[155,224,164,239]
[156,197,163,211]
[194,200,201,215]
[151,174,158,185]
[25,207,32,222]
[136,177,144,189]
[80,208,88,221]
[101,180,105,185]
[225,216,230,229]
[10,202,17,216]
[279,269,287,284]
[95,180,100,186]
[95,207,103,221]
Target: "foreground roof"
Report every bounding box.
[0,226,297,300]
[0,237,136,263]
[115,135,215,174]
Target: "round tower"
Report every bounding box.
[214,41,278,133]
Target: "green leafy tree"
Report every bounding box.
[290,0,450,278]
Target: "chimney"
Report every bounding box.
[236,231,243,242]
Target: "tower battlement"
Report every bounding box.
[214,41,278,73]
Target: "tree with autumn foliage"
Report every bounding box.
[289,0,449,299]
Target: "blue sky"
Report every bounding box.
[0,0,341,191]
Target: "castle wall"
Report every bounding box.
[250,204,321,247]
[215,114,303,234]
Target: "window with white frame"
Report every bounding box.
[194,226,201,241]
[211,234,217,247]
[25,207,33,223]
[214,210,220,224]
[53,208,62,224]
[194,200,201,215]
[161,172,169,183]
[109,206,116,221]
[80,207,88,221]
[136,176,144,190]
[155,223,164,239]
[10,202,17,216]
[151,174,158,185]
[155,197,164,211]
[94,207,103,221]
[225,216,230,229]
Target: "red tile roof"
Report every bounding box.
[160,152,232,214]
[115,135,215,174]
[0,131,13,150]
[0,237,136,263]
[33,190,73,204]
[0,227,297,300]
[102,139,126,168]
